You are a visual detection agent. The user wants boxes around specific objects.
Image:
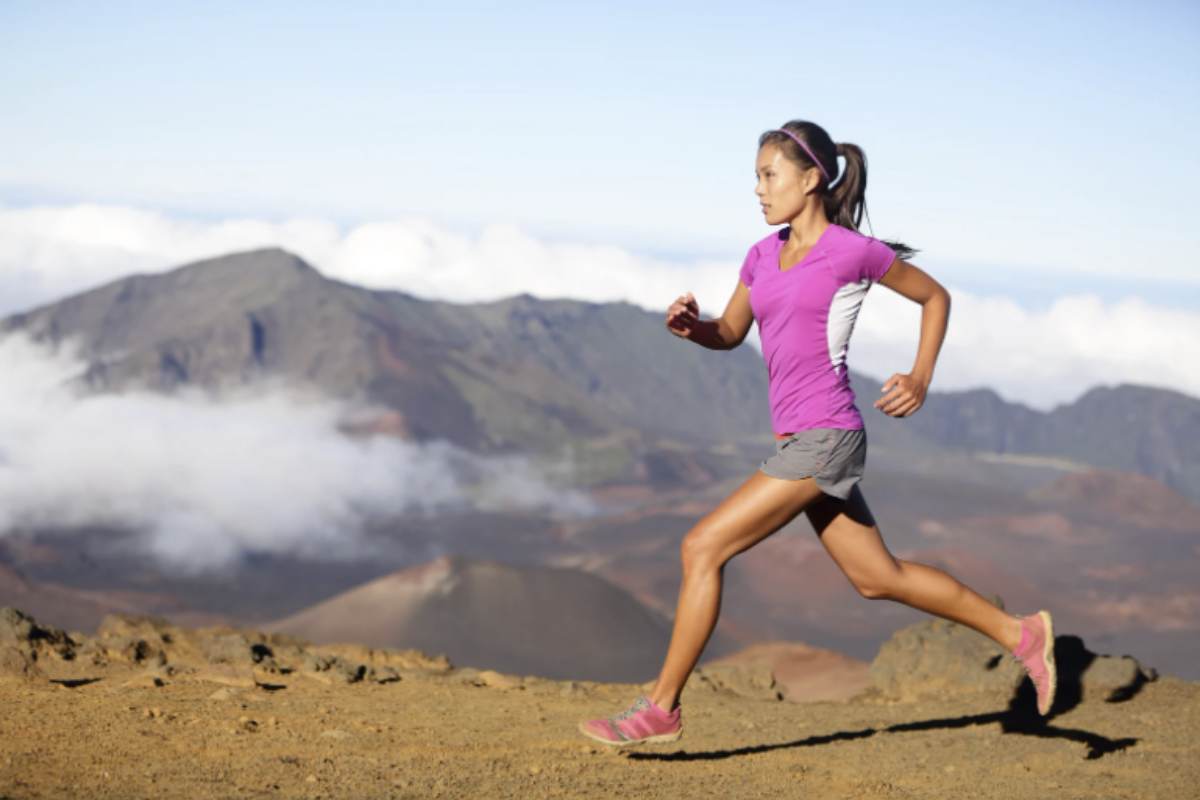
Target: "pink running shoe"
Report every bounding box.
[1011,609,1057,715]
[578,695,682,747]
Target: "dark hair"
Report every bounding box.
[759,120,918,260]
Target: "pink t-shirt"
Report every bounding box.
[738,223,896,435]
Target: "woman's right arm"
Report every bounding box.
[665,280,754,350]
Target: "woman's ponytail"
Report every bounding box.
[760,122,917,261]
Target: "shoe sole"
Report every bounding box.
[1037,609,1057,715]
[577,721,683,747]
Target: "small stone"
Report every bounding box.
[371,665,402,684]
[477,670,522,689]
[305,774,318,783]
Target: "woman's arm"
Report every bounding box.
[871,258,951,417]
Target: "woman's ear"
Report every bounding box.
[803,166,822,196]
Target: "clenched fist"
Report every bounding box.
[873,372,929,417]
[666,292,699,338]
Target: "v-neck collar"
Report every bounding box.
[776,224,835,273]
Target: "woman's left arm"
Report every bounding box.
[871,258,951,417]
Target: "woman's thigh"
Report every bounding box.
[803,485,902,591]
[684,470,827,567]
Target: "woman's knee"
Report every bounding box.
[850,568,902,600]
[680,526,725,572]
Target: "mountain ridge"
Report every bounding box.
[4,245,1199,499]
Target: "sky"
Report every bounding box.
[2,0,1198,404]
[1,1,1198,572]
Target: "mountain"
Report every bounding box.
[0,247,766,458]
[869,383,1200,501]
[0,546,233,634]
[4,246,1199,499]
[259,554,739,682]
[2,246,1199,681]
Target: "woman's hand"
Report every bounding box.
[666,292,699,338]
[873,372,929,417]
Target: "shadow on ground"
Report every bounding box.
[632,633,1148,763]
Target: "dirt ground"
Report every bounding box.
[2,651,1197,800]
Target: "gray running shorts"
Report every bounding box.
[757,427,867,500]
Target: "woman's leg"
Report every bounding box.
[804,485,1023,651]
[647,470,827,712]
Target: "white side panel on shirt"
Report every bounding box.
[827,279,872,374]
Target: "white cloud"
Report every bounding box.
[853,286,1200,409]
[0,331,596,576]
[0,202,714,315]
[2,202,1199,411]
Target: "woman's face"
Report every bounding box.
[755,143,820,225]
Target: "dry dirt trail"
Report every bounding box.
[1,608,1196,799]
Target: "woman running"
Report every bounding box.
[578,119,1057,747]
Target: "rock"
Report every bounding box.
[0,644,44,681]
[329,661,366,684]
[870,614,1023,701]
[870,610,1160,705]
[319,729,352,741]
[107,636,168,667]
[199,630,258,666]
[689,662,785,702]
[303,652,337,672]
[1085,656,1137,687]
[453,667,486,687]
[74,639,111,667]
[1077,652,1158,701]
[368,666,402,684]
[311,642,451,673]
[0,607,37,644]
[94,613,191,666]
[300,652,364,683]
[476,670,523,690]
[0,607,78,663]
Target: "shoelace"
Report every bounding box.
[612,698,649,722]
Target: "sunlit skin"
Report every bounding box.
[647,140,1026,715]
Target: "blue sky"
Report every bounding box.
[2,1,1199,406]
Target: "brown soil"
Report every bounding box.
[2,632,1196,800]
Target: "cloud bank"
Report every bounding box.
[2,202,1198,410]
[0,331,596,576]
